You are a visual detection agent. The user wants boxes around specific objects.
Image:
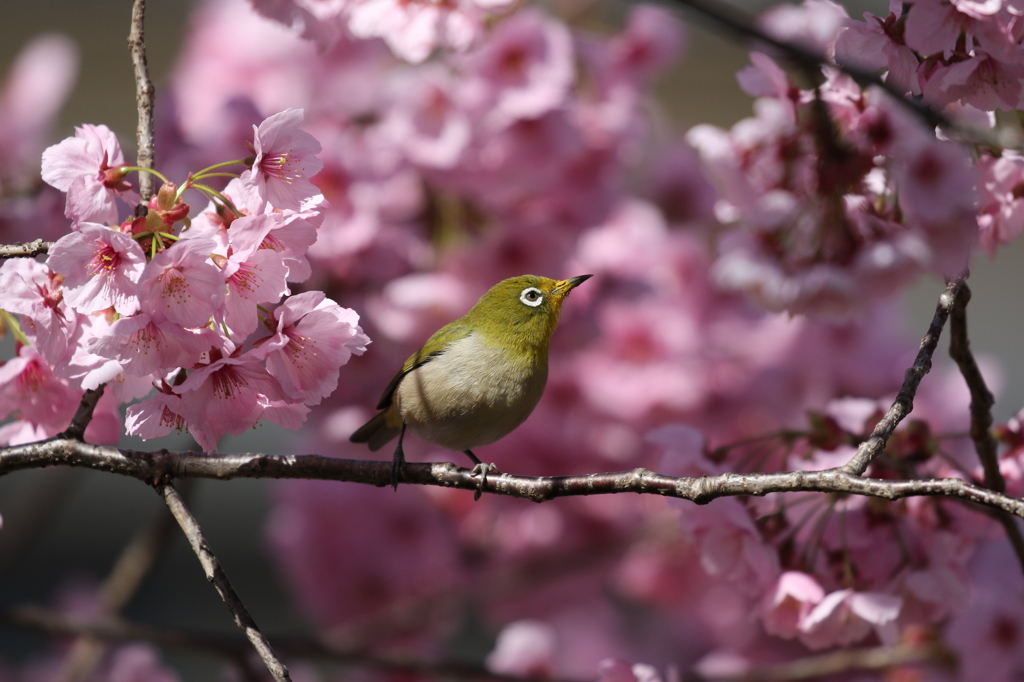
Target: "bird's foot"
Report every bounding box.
[390,447,407,491]
[470,462,499,501]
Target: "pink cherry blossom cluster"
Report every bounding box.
[832,0,1024,260]
[0,109,368,451]
[690,54,977,315]
[251,0,518,63]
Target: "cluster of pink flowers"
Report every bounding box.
[252,0,518,63]
[0,109,368,451]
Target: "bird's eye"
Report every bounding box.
[520,287,543,307]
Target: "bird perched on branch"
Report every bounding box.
[351,274,592,491]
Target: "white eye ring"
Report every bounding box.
[520,287,543,307]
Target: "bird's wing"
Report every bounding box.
[375,321,473,410]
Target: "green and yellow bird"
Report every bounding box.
[351,274,592,488]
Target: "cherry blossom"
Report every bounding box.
[486,620,558,677]
[760,572,826,639]
[347,0,480,64]
[125,392,189,441]
[46,223,147,315]
[215,213,291,339]
[0,345,80,433]
[40,123,138,226]
[137,237,226,328]
[798,589,903,649]
[679,498,781,596]
[977,152,1024,256]
[0,257,76,364]
[255,291,369,405]
[89,314,220,377]
[239,108,324,211]
[461,8,574,126]
[173,349,287,451]
[834,9,920,95]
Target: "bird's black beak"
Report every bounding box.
[554,274,593,296]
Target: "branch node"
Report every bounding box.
[58,386,106,441]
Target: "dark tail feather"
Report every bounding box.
[350,412,400,451]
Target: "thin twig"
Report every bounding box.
[156,482,292,682]
[55,503,179,682]
[0,239,54,259]
[4,439,1024,517]
[128,0,156,202]
[947,282,1024,575]
[3,606,254,668]
[58,386,106,441]
[842,275,964,475]
[948,283,1001,490]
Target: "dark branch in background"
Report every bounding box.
[659,0,949,131]
[842,275,964,475]
[4,606,948,682]
[0,239,53,259]
[157,483,292,682]
[5,440,1024,517]
[948,283,1024,574]
[3,607,267,678]
[128,0,155,202]
[55,503,179,682]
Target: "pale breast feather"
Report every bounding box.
[394,333,548,451]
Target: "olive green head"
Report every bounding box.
[463,274,592,352]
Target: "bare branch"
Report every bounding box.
[157,482,292,682]
[128,0,156,202]
[4,438,1024,517]
[948,283,1001,490]
[842,275,964,475]
[55,504,178,682]
[947,283,1024,574]
[0,239,54,259]
[58,386,106,441]
[3,605,254,667]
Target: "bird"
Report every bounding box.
[350,274,592,491]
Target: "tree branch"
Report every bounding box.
[948,283,1001,490]
[662,0,954,135]
[947,282,1024,575]
[58,386,106,441]
[128,0,156,202]
[157,482,292,682]
[55,503,178,682]
[842,275,964,475]
[3,438,1024,516]
[2,605,577,682]
[0,239,54,259]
